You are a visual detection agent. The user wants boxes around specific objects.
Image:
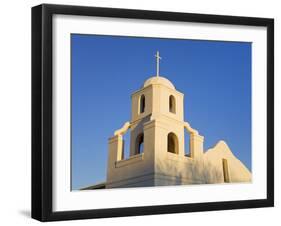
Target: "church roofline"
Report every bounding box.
[80,181,106,190]
[204,140,234,157]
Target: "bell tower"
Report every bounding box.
[106,52,204,188]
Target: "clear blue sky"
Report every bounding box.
[71,34,252,190]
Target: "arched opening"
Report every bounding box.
[184,129,191,157]
[121,128,131,160]
[140,95,145,113]
[167,132,179,154]
[169,95,176,113]
[135,133,144,154]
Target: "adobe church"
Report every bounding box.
[83,51,251,190]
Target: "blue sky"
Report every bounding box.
[71,34,252,190]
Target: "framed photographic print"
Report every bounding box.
[31,4,274,221]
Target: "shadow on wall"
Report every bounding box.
[156,157,223,185]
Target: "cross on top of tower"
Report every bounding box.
[155,51,161,77]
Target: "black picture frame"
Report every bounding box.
[32,3,274,222]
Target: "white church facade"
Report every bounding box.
[82,52,251,190]
[105,52,251,188]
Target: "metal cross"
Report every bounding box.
[155,51,161,77]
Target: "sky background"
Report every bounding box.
[71,34,252,190]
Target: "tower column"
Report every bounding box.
[190,133,204,159]
[106,135,123,182]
